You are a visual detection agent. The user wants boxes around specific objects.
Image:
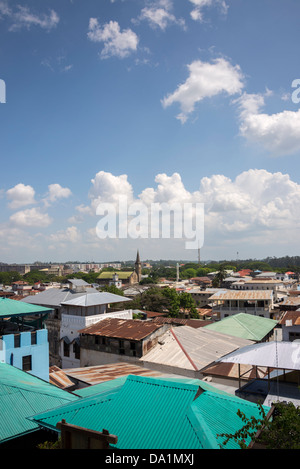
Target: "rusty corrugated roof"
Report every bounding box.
[153,317,212,328]
[209,290,273,300]
[62,362,163,385]
[49,366,75,389]
[279,310,300,325]
[78,317,163,340]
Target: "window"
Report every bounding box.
[22,355,32,371]
[31,331,37,345]
[14,334,20,348]
[119,340,125,355]
[73,341,80,360]
[64,341,70,357]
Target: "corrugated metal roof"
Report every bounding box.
[142,326,252,372]
[20,288,127,308]
[0,363,78,443]
[49,366,76,390]
[209,290,273,300]
[204,313,277,341]
[279,311,300,326]
[28,374,270,449]
[216,341,300,370]
[66,279,90,287]
[153,317,209,328]
[0,297,52,318]
[97,271,133,279]
[61,292,130,307]
[63,362,163,387]
[21,287,99,307]
[79,317,162,340]
[280,297,300,306]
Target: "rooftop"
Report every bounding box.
[215,341,300,371]
[0,297,52,318]
[0,363,78,444]
[97,271,133,279]
[79,317,163,340]
[142,325,252,372]
[60,363,163,388]
[20,287,124,308]
[28,374,270,449]
[204,313,277,341]
[208,290,273,301]
[61,291,130,307]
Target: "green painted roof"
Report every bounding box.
[0,297,53,318]
[0,363,79,443]
[74,377,127,398]
[29,374,270,449]
[204,313,278,341]
[97,271,133,280]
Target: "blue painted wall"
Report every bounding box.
[1,329,49,382]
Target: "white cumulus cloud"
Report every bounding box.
[188,0,228,22]
[162,58,244,123]
[138,0,185,30]
[6,183,36,209]
[9,208,52,227]
[236,92,300,156]
[87,18,139,59]
[43,183,72,206]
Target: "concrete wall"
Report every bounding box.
[1,329,49,381]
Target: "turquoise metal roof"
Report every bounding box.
[0,297,53,318]
[74,377,127,398]
[204,313,278,341]
[0,363,79,443]
[29,374,270,449]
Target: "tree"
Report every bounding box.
[218,401,300,449]
[178,291,198,318]
[100,284,124,296]
[212,264,228,287]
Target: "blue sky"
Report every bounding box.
[1,0,300,264]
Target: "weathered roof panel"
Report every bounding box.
[79,317,163,340]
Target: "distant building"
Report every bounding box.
[96,250,142,287]
[208,290,274,319]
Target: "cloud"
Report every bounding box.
[87,169,300,254]
[49,226,81,244]
[162,58,244,122]
[188,0,228,22]
[89,171,134,213]
[87,18,139,59]
[1,4,59,31]
[235,92,300,156]
[137,0,186,30]
[43,183,72,206]
[9,208,52,227]
[6,183,36,209]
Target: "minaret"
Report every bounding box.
[135,250,142,282]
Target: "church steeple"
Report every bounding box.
[135,250,142,281]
